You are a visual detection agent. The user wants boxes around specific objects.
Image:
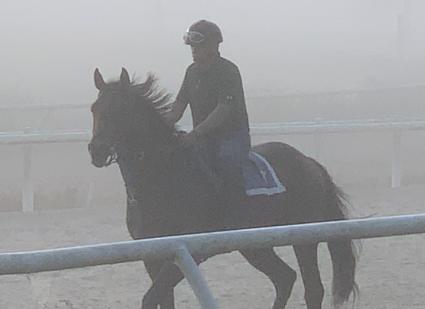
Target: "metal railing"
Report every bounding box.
[1,214,425,308]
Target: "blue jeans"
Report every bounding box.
[213,129,251,196]
[216,129,251,167]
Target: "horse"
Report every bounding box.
[88,67,358,309]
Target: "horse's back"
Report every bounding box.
[251,141,333,223]
[252,141,308,186]
[252,141,302,157]
[233,142,300,226]
[252,141,325,185]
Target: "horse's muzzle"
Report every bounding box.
[88,141,115,168]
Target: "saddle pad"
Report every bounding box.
[242,151,286,196]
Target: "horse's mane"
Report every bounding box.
[129,73,172,116]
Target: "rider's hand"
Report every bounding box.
[179,131,200,149]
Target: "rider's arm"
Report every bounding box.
[163,70,190,125]
[193,103,232,137]
[164,97,189,125]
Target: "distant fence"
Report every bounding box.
[1,117,425,212]
[1,214,425,308]
[0,103,88,112]
[2,99,425,211]
[0,119,425,212]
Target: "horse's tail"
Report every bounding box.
[326,184,360,308]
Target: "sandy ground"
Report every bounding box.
[0,184,425,309]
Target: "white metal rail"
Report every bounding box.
[3,213,425,274]
[2,118,425,212]
[2,118,425,144]
[1,214,425,308]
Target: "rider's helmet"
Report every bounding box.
[183,20,223,46]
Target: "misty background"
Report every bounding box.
[1,0,425,211]
[2,0,425,106]
[2,3,425,308]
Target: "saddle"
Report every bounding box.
[189,147,286,198]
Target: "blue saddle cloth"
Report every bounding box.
[241,151,286,196]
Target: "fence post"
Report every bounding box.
[84,181,93,208]
[22,127,34,212]
[174,245,218,309]
[392,130,402,188]
[313,118,323,161]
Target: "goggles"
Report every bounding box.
[183,31,205,45]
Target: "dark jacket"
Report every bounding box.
[177,55,251,166]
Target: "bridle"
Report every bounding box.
[104,147,118,166]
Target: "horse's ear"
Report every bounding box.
[120,67,131,88]
[94,68,105,90]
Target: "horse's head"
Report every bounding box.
[88,67,173,168]
[88,68,135,167]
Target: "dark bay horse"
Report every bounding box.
[88,68,358,309]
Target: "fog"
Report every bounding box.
[3,2,425,308]
[2,0,425,106]
[0,0,424,208]
[1,1,425,206]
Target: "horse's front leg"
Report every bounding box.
[144,259,176,309]
[142,262,184,309]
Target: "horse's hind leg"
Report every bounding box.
[144,259,175,309]
[240,248,297,309]
[293,244,324,309]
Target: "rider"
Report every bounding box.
[164,20,251,198]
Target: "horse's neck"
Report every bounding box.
[117,142,180,189]
[126,108,179,160]
[119,109,211,199]
[116,149,144,197]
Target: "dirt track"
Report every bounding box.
[0,184,425,309]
